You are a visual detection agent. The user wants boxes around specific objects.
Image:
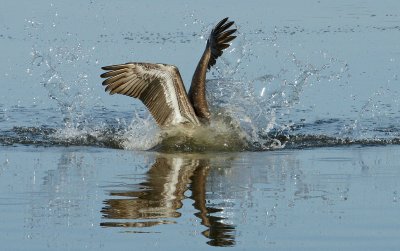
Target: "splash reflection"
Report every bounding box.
[100,155,236,247]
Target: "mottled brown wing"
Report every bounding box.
[101,63,200,127]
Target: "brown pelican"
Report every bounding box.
[100,18,237,127]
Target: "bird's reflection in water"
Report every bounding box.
[101,155,236,246]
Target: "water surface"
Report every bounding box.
[1,146,400,250]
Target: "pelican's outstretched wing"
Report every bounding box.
[189,17,237,122]
[101,63,200,127]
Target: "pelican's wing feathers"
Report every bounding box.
[101,63,200,126]
[207,17,237,69]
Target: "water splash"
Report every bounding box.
[9,19,398,152]
[205,37,350,150]
[344,85,400,140]
[120,112,161,151]
[31,46,96,127]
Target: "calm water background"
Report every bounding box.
[1,0,400,250]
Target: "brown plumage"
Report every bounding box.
[101,18,237,127]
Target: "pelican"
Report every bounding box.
[100,18,237,127]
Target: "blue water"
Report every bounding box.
[1,0,400,250]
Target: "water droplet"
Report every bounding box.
[260,87,266,97]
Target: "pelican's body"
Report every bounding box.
[101,18,237,127]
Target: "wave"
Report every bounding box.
[0,126,121,149]
[1,124,400,152]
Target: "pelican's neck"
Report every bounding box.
[188,43,211,123]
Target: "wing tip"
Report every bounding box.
[101,65,113,71]
[206,17,237,69]
[100,72,108,79]
[101,63,132,71]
